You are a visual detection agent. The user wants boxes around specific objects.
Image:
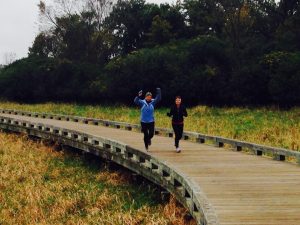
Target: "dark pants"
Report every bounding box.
[141,122,155,148]
[172,124,183,148]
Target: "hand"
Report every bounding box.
[138,90,143,97]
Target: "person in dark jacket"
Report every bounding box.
[134,88,161,151]
[167,96,188,153]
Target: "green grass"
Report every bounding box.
[0,132,195,225]
[0,101,299,151]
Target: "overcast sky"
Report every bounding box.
[0,0,175,65]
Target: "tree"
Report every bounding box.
[105,0,187,54]
[0,57,104,103]
[183,0,225,37]
[38,0,114,32]
[36,0,115,64]
[147,15,173,45]
[276,1,300,51]
[158,3,187,39]
[102,36,231,105]
[29,33,58,57]
[86,0,114,31]
[104,0,151,55]
[261,51,300,105]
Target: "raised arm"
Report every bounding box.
[152,88,161,106]
[134,90,143,106]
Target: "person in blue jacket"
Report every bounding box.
[134,88,161,150]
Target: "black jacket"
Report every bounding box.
[167,104,188,123]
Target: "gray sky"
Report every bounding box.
[0,0,175,65]
[0,0,40,64]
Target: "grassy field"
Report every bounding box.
[0,132,195,225]
[0,101,299,151]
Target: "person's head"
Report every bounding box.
[145,92,152,101]
[175,96,182,105]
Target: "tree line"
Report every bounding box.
[0,0,299,106]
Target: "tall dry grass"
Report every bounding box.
[0,132,196,225]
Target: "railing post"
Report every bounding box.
[273,154,286,161]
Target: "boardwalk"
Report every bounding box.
[1,112,300,225]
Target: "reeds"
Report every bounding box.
[0,132,195,225]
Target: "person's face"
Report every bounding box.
[145,95,152,101]
[175,98,181,105]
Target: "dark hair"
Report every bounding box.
[175,96,181,99]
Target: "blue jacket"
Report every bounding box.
[134,88,161,123]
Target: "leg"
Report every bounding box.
[141,122,149,149]
[173,124,183,149]
[148,122,155,143]
[177,124,184,147]
[172,124,180,148]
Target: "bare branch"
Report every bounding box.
[86,0,114,30]
[3,52,17,65]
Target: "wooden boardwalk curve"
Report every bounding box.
[1,111,300,225]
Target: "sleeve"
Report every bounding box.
[134,96,143,107]
[167,106,173,117]
[152,88,161,106]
